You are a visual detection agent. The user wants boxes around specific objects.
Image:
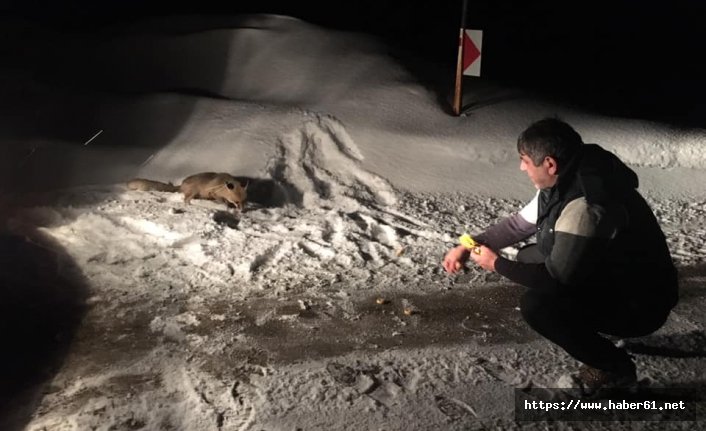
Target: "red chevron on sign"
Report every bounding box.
[462,29,483,76]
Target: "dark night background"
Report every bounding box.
[2,0,706,125]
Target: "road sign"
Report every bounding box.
[462,29,483,77]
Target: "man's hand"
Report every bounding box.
[442,245,470,274]
[469,245,498,272]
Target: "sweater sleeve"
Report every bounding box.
[473,192,538,250]
[494,257,561,292]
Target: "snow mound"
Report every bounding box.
[266,115,397,209]
[36,14,395,106]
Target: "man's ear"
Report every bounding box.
[545,156,559,175]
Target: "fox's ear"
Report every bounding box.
[243,180,249,190]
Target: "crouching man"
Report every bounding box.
[443,118,678,396]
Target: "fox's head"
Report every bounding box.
[221,181,248,210]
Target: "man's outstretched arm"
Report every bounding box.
[445,193,539,274]
[474,212,537,250]
[473,191,539,250]
[494,258,560,291]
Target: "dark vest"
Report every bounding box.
[534,144,678,307]
[536,144,633,257]
[535,162,583,257]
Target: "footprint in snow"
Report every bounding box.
[434,395,478,422]
[472,357,526,387]
[326,362,358,386]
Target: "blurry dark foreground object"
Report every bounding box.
[0,233,88,427]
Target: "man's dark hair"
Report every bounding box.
[517,117,583,167]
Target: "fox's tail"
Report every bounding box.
[126,178,179,192]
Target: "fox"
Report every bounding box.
[127,172,248,211]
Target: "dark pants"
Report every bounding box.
[516,245,671,374]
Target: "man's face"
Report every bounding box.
[519,153,558,189]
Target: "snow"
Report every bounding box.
[1,13,706,431]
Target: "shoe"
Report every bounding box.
[558,364,637,398]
